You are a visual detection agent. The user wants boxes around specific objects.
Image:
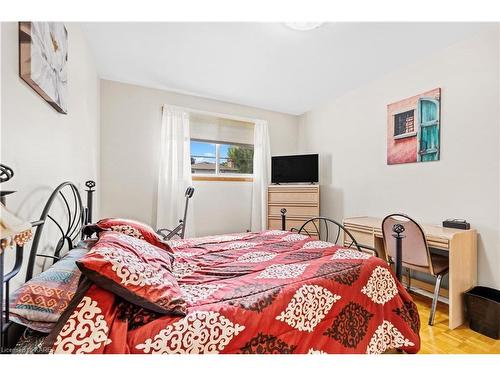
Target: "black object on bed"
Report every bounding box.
[156,186,195,240]
[0,180,96,352]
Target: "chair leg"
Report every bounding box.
[429,274,443,326]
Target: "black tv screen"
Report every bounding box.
[271,154,319,184]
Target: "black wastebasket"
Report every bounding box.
[464,286,500,340]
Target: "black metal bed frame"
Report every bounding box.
[279,208,380,257]
[279,209,405,280]
[1,181,407,352]
[0,180,96,351]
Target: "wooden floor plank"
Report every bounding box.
[412,293,500,354]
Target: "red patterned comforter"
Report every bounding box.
[46,230,420,354]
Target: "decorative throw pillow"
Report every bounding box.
[76,231,186,315]
[96,218,172,253]
[9,247,89,333]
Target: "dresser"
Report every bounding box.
[267,185,320,234]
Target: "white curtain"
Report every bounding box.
[156,107,195,237]
[251,120,271,231]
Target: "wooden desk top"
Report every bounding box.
[344,216,476,241]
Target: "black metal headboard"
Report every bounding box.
[24,181,95,281]
[1,180,96,351]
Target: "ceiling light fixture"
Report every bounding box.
[284,23,324,31]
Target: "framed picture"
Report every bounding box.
[19,22,68,114]
[387,88,441,165]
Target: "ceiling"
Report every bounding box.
[81,22,494,115]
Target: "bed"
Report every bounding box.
[45,231,420,354]
[1,182,420,354]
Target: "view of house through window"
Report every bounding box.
[191,140,254,175]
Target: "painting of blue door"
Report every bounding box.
[417,97,440,162]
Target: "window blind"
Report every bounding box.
[190,113,254,145]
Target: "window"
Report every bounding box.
[191,139,254,176]
[188,112,255,180]
[394,110,416,138]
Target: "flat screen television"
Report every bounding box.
[271,154,319,184]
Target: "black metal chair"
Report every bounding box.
[291,216,379,257]
[157,186,195,240]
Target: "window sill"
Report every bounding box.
[394,131,417,140]
[192,175,254,182]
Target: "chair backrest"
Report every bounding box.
[382,214,432,271]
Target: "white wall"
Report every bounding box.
[193,180,253,236]
[100,80,299,236]
[1,22,100,288]
[298,27,500,289]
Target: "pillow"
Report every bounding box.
[77,231,186,315]
[96,218,172,253]
[9,247,89,333]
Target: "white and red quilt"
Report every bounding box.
[45,230,420,354]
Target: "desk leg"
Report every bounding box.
[448,232,477,329]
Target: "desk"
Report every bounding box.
[343,216,477,330]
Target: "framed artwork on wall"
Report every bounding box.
[387,88,441,165]
[19,22,68,114]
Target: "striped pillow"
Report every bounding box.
[9,245,91,333]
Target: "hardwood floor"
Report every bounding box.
[412,293,500,354]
